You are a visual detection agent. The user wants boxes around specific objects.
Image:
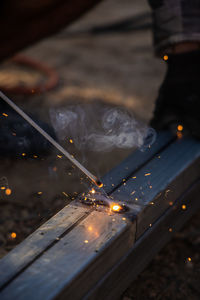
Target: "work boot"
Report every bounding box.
[150,50,200,138]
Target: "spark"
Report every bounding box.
[145,173,151,176]
[177,124,183,132]
[57,155,62,159]
[163,55,168,61]
[37,192,42,195]
[169,228,173,232]
[69,139,73,144]
[187,257,192,262]
[150,201,154,205]
[84,240,89,244]
[90,188,95,194]
[1,186,5,190]
[5,188,12,195]
[22,153,26,156]
[131,191,135,195]
[182,204,186,210]
[2,113,8,117]
[11,232,16,239]
[132,176,136,179]
[149,185,152,189]
[33,155,38,158]
[122,217,126,221]
[149,223,152,227]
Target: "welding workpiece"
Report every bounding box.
[0,90,103,188]
[79,190,129,213]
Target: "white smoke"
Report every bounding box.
[49,104,156,152]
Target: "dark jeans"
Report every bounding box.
[148,0,200,56]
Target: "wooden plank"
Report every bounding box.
[112,137,200,238]
[0,204,90,289]
[0,211,135,300]
[84,178,200,300]
[102,131,174,194]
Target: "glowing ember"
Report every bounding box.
[69,139,73,144]
[187,257,192,262]
[96,180,103,188]
[2,113,8,117]
[177,124,183,132]
[169,228,173,232]
[11,232,16,239]
[1,186,5,190]
[22,153,26,156]
[110,203,122,212]
[163,55,168,61]
[182,204,186,210]
[91,188,95,194]
[145,173,151,176]
[5,188,11,195]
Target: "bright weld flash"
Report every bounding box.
[110,203,122,212]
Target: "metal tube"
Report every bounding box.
[0,90,103,188]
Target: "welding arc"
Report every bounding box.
[0,90,103,188]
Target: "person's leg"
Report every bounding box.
[148,0,200,137]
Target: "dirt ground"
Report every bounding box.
[0,0,199,299]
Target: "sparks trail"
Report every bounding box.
[0,90,103,188]
[80,188,128,213]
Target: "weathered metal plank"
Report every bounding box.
[84,179,200,300]
[0,204,90,289]
[112,137,200,238]
[102,131,174,194]
[1,135,200,300]
[0,211,135,300]
[0,131,171,290]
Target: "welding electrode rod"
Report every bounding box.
[0,91,103,188]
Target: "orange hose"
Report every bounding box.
[0,55,59,95]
